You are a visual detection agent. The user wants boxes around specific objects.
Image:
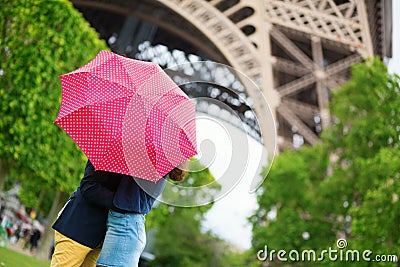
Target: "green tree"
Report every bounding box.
[349,148,400,266]
[0,0,108,259]
[157,159,221,211]
[325,58,400,159]
[319,58,400,266]
[146,162,242,267]
[250,144,330,266]
[149,206,226,267]
[220,249,261,267]
[251,58,400,267]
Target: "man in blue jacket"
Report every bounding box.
[50,161,122,266]
[50,160,181,267]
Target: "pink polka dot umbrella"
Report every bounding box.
[55,50,197,182]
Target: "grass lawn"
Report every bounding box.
[0,247,49,267]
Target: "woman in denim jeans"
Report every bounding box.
[97,167,186,267]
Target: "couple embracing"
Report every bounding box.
[50,160,185,267]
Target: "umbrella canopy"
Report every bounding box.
[55,50,197,182]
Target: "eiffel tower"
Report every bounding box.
[72,0,392,153]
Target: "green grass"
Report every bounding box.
[0,247,49,267]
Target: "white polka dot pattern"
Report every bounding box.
[55,50,197,182]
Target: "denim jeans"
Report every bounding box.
[97,211,146,267]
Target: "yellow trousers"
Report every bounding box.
[50,231,101,267]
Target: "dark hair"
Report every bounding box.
[168,162,188,182]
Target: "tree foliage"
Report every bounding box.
[251,59,400,266]
[320,59,400,266]
[251,145,331,258]
[0,0,108,203]
[0,0,108,260]
[146,163,234,267]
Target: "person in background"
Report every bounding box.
[21,228,31,249]
[29,228,41,253]
[0,198,5,215]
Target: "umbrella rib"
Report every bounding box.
[83,72,134,106]
[119,58,159,87]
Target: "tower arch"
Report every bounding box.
[72,0,391,150]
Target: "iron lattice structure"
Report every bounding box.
[72,0,392,152]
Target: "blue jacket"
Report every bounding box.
[52,161,166,248]
[113,174,166,214]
